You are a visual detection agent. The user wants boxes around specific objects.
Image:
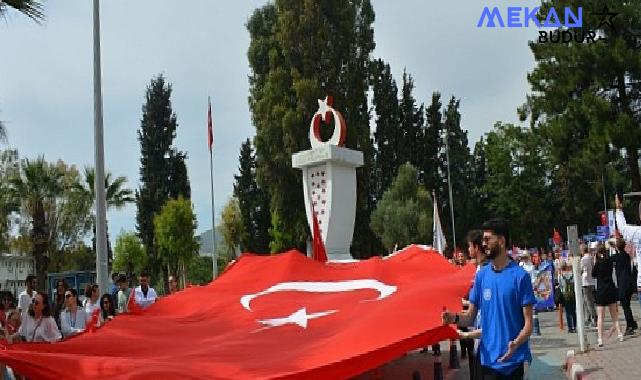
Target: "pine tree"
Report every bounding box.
[482,123,552,246]
[371,59,400,200]
[522,1,641,192]
[398,70,424,171]
[469,137,488,229]
[438,97,472,248]
[233,139,271,253]
[136,74,190,286]
[420,92,443,192]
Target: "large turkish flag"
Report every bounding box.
[0,245,474,379]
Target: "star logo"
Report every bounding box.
[593,5,619,34]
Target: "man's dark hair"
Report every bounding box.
[25,274,36,284]
[466,229,483,249]
[117,275,127,284]
[111,273,119,280]
[615,237,626,252]
[139,270,150,278]
[481,218,510,244]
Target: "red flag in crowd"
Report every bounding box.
[0,246,474,380]
[552,228,562,245]
[126,287,142,315]
[207,98,214,152]
[84,309,101,333]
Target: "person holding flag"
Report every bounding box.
[443,218,535,379]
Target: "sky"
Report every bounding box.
[1,0,539,242]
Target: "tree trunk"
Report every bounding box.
[162,264,169,295]
[628,146,641,191]
[32,201,49,291]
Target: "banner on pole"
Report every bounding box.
[532,262,555,311]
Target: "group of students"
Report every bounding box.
[0,271,170,345]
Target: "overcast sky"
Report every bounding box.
[1,0,539,241]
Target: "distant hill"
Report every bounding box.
[197,227,226,257]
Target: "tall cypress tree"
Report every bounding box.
[233,139,271,253]
[371,59,400,200]
[247,0,378,256]
[136,74,189,286]
[421,92,443,192]
[438,97,472,249]
[398,70,424,171]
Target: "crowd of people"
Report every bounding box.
[441,195,641,380]
[0,271,169,379]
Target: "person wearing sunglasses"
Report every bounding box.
[60,289,87,338]
[8,293,61,343]
[100,294,116,324]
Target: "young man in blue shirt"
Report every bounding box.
[443,218,535,379]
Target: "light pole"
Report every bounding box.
[92,0,109,295]
[442,127,456,249]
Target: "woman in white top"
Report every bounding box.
[84,284,101,319]
[9,292,61,343]
[60,288,87,338]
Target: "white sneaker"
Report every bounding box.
[618,334,624,342]
[597,338,603,347]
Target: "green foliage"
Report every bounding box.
[233,139,271,253]
[51,243,95,272]
[421,93,443,193]
[153,197,199,283]
[482,122,552,246]
[220,197,242,256]
[113,231,147,277]
[186,255,213,285]
[136,74,191,283]
[398,71,425,172]
[371,59,400,199]
[76,166,134,266]
[370,163,432,251]
[10,157,92,285]
[0,149,20,251]
[436,97,473,248]
[522,0,641,192]
[0,0,45,23]
[247,0,377,256]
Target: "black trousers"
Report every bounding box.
[480,363,524,380]
[620,291,636,328]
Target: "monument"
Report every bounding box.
[292,96,363,261]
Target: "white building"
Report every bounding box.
[0,253,35,297]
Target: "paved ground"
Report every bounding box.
[354,298,641,379]
[572,298,641,379]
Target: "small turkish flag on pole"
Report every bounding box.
[207,97,214,152]
[127,287,142,314]
[311,204,328,263]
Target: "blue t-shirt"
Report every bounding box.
[470,260,536,375]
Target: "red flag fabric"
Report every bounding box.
[126,287,142,315]
[207,99,214,151]
[552,228,562,245]
[311,206,328,263]
[84,309,101,333]
[0,246,474,380]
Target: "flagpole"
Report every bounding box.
[92,0,109,295]
[208,97,218,280]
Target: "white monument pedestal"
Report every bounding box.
[292,144,363,261]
